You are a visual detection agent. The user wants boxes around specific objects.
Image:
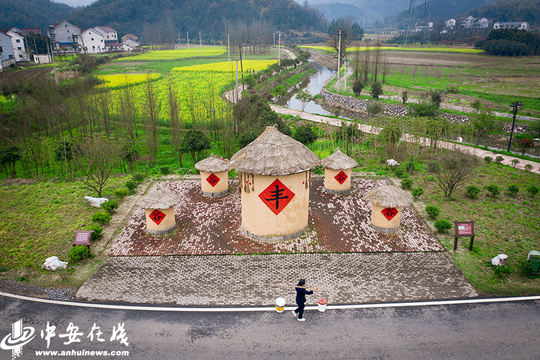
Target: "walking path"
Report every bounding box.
[270,105,540,174]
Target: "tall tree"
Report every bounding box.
[143,74,160,166]
[167,81,183,167]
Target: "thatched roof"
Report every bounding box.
[365,185,413,208]
[230,126,320,176]
[321,148,358,170]
[137,189,182,209]
[195,153,230,172]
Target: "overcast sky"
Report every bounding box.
[52,0,96,7]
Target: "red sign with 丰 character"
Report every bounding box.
[334,171,348,185]
[149,209,166,225]
[381,207,398,221]
[259,179,295,215]
[206,173,220,187]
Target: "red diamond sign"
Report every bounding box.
[149,209,166,225]
[381,207,398,221]
[206,173,220,187]
[258,179,295,215]
[334,170,348,185]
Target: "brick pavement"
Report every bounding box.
[75,252,477,305]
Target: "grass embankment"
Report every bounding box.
[0,176,129,288]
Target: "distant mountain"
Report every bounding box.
[471,0,540,26]
[311,2,376,22]
[393,0,501,26]
[0,0,72,32]
[69,0,327,41]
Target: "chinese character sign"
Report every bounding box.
[206,173,220,187]
[381,207,398,221]
[258,179,295,215]
[149,209,166,225]
[334,171,348,185]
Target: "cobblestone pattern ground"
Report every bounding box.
[75,252,477,305]
[109,178,444,256]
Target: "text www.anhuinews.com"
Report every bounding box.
[35,349,129,357]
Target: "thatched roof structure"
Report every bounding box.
[365,185,413,208]
[137,189,182,209]
[195,153,230,172]
[321,148,358,170]
[230,126,320,176]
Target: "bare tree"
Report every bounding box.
[77,136,123,197]
[167,81,183,167]
[143,74,160,166]
[432,152,478,197]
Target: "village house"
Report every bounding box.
[121,34,138,42]
[460,16,476,29]
[0,31,15,71]
[48,21,81,51]
[494,22,529,31]
[122,38,141,52]
[445,18,456,29]
[95,26,122,51]
[476,17,490,29]
[77,28,105,54]
[7,29,30,62]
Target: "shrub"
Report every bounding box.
[431,92,442,108]
[425,205,440,218]
[293,124,318,145]
[525,164,533,172]
[511,159,520,168]
[517,259,540,279]
[405,162,415,172]
[114,188,129,198]
[426,175,436,182]
[394,168,404,178]
[86,224,103,240]
[507,184,519,197]
[370,82,383,99]
[401,91,408,104]
[466,185,481,199]
[68,245,90,263]
[493,264,514,278]
[401,178,413,190]
[411,187,424,199]
[495,156,504,165]
[353,80,364,96]
[527,185,539,197]
[92,212,112,225]
[485,184,500,197]
[434,219,452,233]
[100,200,119,214]
[484,156,492,164]
[125,180,137,191]
[367,102,382,116]
[160,166,171,175]
[132,173,145,183]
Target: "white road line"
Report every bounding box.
[2,292,539,312]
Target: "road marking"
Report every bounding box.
[2,292,539,312]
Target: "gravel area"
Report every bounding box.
[0,279,75,301]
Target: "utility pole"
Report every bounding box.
[227,33,230,62]
[278,31,281,67]
[187,32,189,49]
[507,101,524,151]
[238,44,244,83]
[199,31,202,54]
[337,29,342,93]
[178,31,181,48]
[47,29,58,85]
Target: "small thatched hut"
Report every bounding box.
[194,154,230,197]
[321,148,358,194]
[137,189,182,235]
[230,126,320,241]
[365,185,413,233]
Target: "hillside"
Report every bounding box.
[68,0,327,42]
[471,0,540,26]
[0,0,72,31]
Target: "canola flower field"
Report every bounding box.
[122,47,228,61]
[97,73,163,89]
[174,59,277,73]
[303,45,484,54]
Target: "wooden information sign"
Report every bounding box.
[453,221,475,251]
[72,230,93,252]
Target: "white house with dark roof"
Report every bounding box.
[48,21,81,51]
[494,22,529,31]
[95,26,121,50]
[7,29,30,62]
[0,31,15,71]
[77,28,105,54]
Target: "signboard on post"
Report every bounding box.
[454,221,475,251]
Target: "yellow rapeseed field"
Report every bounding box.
[97,73,162,89]
[123,48,227,61]
[174,60,278,73]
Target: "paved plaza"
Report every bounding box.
[76,252,477,305]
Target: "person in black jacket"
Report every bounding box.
[292,279,318,322]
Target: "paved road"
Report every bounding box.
[1,294,539,359]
